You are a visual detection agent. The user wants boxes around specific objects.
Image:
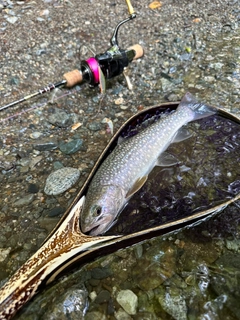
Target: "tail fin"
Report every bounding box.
[179,92,216,121]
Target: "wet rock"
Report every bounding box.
[48,108,74,128]
[27,183,39,194]
[33,139,58,151]
[116,289,138,315]
[0,156,15,171]
[59,138,87,155]
[225,238,240,252]
[179,241,220,270]
[29,156,43,169]
[94,290,111,304]
[13,194,35,207]
[114,308,133,320]
[88,122,102,131]
[45,287,88,320]
[44,167,80,195]
[88,278,100,287]
[53,161,64,170]
[91,267,112,280]
[47,206,65,217]
[30,132,43,139]
[158,287,187,320]
[160,77,175,92]
[0,247,11,262]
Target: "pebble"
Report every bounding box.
[94,290,111,304]
[91,267,112,280]
[59,138,87,155]
[47,108,74,128]
[88,122,102,131]
[6,16,18,24]
[30,132,43,139]
[53,161,64,170]
[46,287,88,319]
[47,206,65,217]
[114,308,133,320]
[27,183,39,194]
[0,247,11,262]
[44,167,80,195]
[116,289,138,315]
[29,156,43,169]
[13,194,35,207]
[158,287,187,320]
[33,140,58,151]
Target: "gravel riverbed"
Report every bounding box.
[0,0,240,319]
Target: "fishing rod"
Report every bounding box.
[0,0,143,112]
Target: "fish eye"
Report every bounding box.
[91,205,102,217]
[96,207,102,216]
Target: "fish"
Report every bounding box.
[80,92,216,236]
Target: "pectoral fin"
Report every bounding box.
[126,175,148,199]
[157,152,179,167]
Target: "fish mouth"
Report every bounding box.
[89,225,105,236]
[81,217,114,236]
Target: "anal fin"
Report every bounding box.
[172,127,192,143]
[157,152,179,167]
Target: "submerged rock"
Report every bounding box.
[158,287,187,320]
[44,287,88,320]
[13,194,35,207]
[116,289,138,315]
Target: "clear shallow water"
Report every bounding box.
[15,202,240,320]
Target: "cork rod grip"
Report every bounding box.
[128,44,144,60]
[63,69,83,88]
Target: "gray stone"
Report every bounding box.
[0,247,11,262]
[44,167,80,195]
[59,138,87,155]
[13,194,35,207]
[6,16,18,24]
[94,290,111,304]
[88,122,102,131]
[48,108,73,127]
[114,308,133,320]
[33,140,58,151]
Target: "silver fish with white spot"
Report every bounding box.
[80,92,215,235]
